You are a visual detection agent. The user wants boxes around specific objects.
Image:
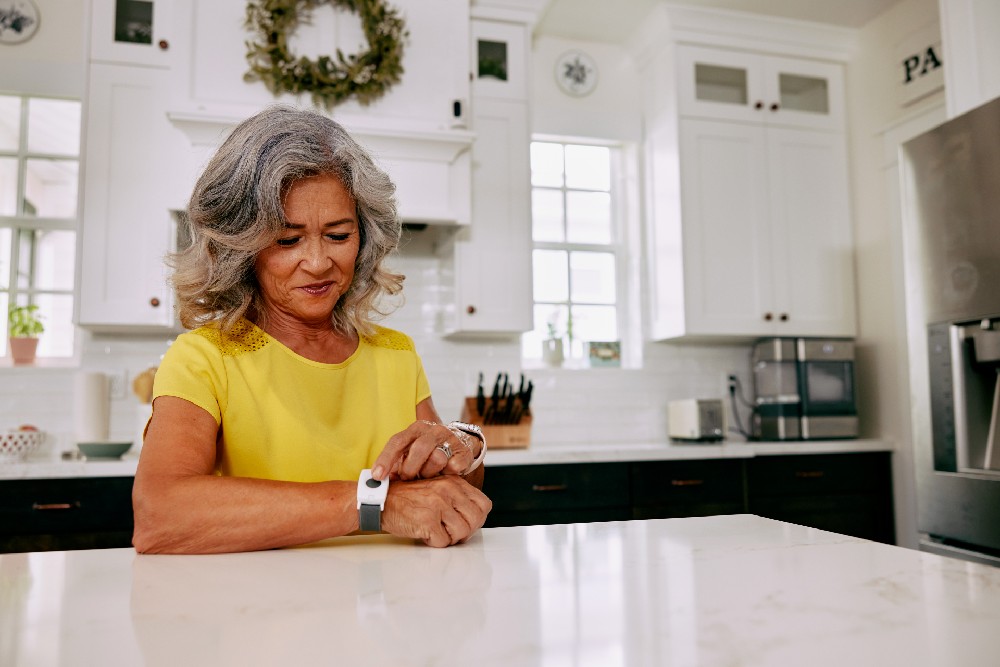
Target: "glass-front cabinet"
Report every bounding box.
[90,0,174,68]
[676,44,843,130]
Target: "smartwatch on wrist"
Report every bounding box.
[447,421,487,475]
[357,469,389,532]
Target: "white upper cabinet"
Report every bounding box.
[90,0,176,68]
[677,44,845,131]
[78,64,189,331]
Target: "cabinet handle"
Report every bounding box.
[754,101,764,110]
[763,312,773,321]
[779,313,789,322]
[32,502,81,511]
[670,479,704,487]
[466,305,476,315]
[150,297,161,307]
[770,102,780,111]
[531,484,568,492]
[158,39,169,51]
[794,471,824,479]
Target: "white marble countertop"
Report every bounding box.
[2,514,998,666]
[0,439,891,479]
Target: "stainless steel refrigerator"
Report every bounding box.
[901,95,1000,566]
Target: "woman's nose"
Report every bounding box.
[300,239,333,271]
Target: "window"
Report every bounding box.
[0,94,81,360]
[523,140,628,367]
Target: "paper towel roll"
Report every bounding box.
[74,372,110,443]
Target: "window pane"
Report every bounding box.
[566,191,611,244]
[27,98,81,156]
[531,142,564,187]
[532,188,564,242]
[568,305,618,358]
[0,157,17,215]
[565,145,610,190]
[0,227,10,289]
[570,251,616,304]
[533,249,568,302]
[0,95,20,151]
[34,293,74,357]
[25,229,76,290]
[24,159,78,218]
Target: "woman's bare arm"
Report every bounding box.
[132,396,490,554]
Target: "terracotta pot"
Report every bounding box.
[9,337,39,365]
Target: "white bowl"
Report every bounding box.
[0,430,45,461]
[77,441,132,460]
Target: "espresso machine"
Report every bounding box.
[751,337,859,441]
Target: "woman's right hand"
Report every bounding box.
[381,476,492,547]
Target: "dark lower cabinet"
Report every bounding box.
[484,452,895,544]
[0,477,135,553]
[483,463,631,528]
[631,459,745,520]
[746,452,895,544]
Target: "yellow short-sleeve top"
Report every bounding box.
[152,319,432,482]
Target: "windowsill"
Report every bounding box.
[0,358,79,371]
[521,359,634,372]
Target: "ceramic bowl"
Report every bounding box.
[77,441,132,460]
[0,430,45,462]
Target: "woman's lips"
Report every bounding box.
[299,282,334,296]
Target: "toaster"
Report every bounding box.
[668,399,726,442]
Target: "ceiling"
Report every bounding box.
[536,0,905,43]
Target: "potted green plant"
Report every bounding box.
[8,304,44,365]
[542,314,566,367]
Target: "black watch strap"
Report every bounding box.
[359,503,382,532]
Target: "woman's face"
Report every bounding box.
[254,173,361,326]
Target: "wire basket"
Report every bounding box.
[0,430,45,462]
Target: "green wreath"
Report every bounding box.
[244,0,408,109]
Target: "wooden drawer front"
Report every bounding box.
[483,463,630,513]
[0,477,134,536]
[747,453,890,497]
[631,459,745,509]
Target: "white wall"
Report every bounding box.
[0,0,87,97]
[3,8,752,461]
[845,0,942,549]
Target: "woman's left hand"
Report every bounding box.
[373,419,478,481]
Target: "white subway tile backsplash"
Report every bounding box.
[1,253,752,459]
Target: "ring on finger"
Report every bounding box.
[436,442,454,460]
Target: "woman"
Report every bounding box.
[132,105,491,554]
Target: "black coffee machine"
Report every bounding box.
[751,337,858,440]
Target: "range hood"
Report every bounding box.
[166,109,475,226]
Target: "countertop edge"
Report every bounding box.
[0,439,893,479]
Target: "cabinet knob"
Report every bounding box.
[754,101,764,110]
[779,313,789,322]
[158,39,169,51]
[763,312,773,321]
[466,305,476,315]
[150,297,161,308]
[770,102,780,112]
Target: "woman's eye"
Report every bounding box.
[327,233,351,242]
[276,237,300,247]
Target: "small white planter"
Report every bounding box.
[542,338,564,367]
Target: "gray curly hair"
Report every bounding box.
[170,105,404,335]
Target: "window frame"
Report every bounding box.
[525,137,634,369]
[0,94,80,362]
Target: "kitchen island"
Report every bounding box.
[2,515,998,666]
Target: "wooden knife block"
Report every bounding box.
[460,397,532,449]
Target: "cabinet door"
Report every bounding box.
[678,118,775,337]
[90,0,175,68]
[471,18,528,101]
[762,56,844,131]
[766,127,856,337]
[447,100,533,335]
[78,64,185,331]
[677,45,766,123]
